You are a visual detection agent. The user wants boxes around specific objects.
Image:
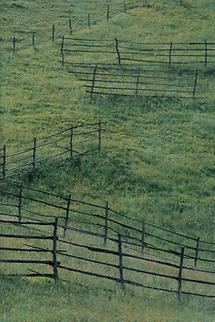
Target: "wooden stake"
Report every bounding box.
[118,234,124,288]
[123,0,127,13]
[70,126,74,158]
[141,219,145,253]
[2,145,6,179]
[61,36,65,68]
[194,237,200,267]
[32,138,37,170]
[18,184,23,223]
[178,247,184,300]
[52,218,59,281]
[193,69,198,98]
[12,36,16,53]
[169,41,173,67]
[63,194,71,237]
[90,65,97,99]
[115,37,121,64]
[32,32,36,49]
[52,24,55,42]
[104,201,109,245]
[107,5,110,21]
[205,40,208,66]
[98,120,102,151]
[69,18,72,33]
[135,68,141,95]
[88,14,91,28]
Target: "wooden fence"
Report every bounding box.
[0,218,59,280]
[61,37,215,67]
[63,63,200,99]
[0,180,214,272]
[1,210,214,299]
[0,122,103,180]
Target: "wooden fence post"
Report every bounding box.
[118,234,124,289]
[12,36,16,53]
[204,40,208,66]
[32,32,36,49]
[52,24,55,42]
[107,5,110,22]
[104,201,109,245]
[52,218,59,281]
[135,68,141,95]
[32,138,37,170]
[63,194,71,237]
[98,120,102,151]
[88,14,91,28]
[192,69,198,98]
[123,0,127,13]
[178,247,184,300]
[69,18,72,33]
[61,36,65,68]
[70,126,74,158]
[194,237,200,267]
[90,65,97,99]
[169,41,173,66]
[141,219,145,253]
[115,38,121,64]
[18,184,23,223]
[2,145,6,179]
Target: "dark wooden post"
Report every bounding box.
[61,35,65,68]
[90,65,97,99]
[141,219,145,253]
[104,201,109,245]
[52,218,59,281]
[169,41,173,66]
[194,237,200,267]
[107,5,110,21]
[88,14,91,28]
[204,40,208,67]
[32,138,37,170]
[135,68,141,95]
[123,0,127,13]
[70,126,74,158]
[2,145,6,179]
[118,234,124,288]
[98,120,102,151]
[193,69,198,98]
[178,247,184,300]
[52,24,55,42]
[115,38,121,64]
[69,18,72,33]
[63,194,71,237]
[32,32,36,49]
[12,36,16,53]
[18,184,23,223]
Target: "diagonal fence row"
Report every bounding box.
[0,122,104,180]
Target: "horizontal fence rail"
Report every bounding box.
[0,122,104,180]
[61,37,215,67]
[63,63,200,99]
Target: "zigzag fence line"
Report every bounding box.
[1,211,214,299]
[0,218,59,280]
[0,180,214,271]
[0,121,104,180]
[61,37,215,67]
[63,63,200,99]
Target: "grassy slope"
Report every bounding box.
[0,0,215,321]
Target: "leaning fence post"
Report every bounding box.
[32,32,36,49]
[12,36,16,53]
[88,14,91,28]
[18,184,23,223]
[63,194,71,237]
[61,35,65,68]
[90,65,97,99]
[32,138,37,170]
[118,233,124,289]
[2,145,6,179]
[169,41,173,67]
[70,126,74,158]
[52,218,59,281]
[115,37,121,65]
[204,40,208,66]
[69,18,72,33]
[141,219,145,253]
[52,24,55,42]
[104,201,109,245]
[194,237,200,267]
[107,5,110,21]
[192,69,198,98]
[178,247,184,300]
[98,120,102,151]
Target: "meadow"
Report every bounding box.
[0,0,215,321]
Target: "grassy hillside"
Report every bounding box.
[0,0,215,321]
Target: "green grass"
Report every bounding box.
[0,0,215,320]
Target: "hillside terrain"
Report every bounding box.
[0,0,215,321]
